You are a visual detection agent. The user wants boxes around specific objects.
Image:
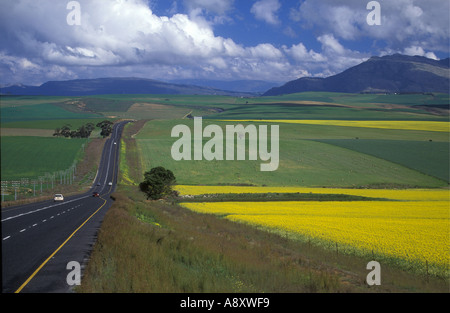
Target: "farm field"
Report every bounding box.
[317,139,450,182]
[177,186,450,278]
[0,96,114,202]
[135,119,448,188]
[180,198,449,277]
[0,136,87,181]
[222,119,450,132]
[4,92,448,122]
[1,92,449,291]
[0,102,101,123]
[129,93,449,283]
[174,185,450,201]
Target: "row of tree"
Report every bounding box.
[53,120,114,138]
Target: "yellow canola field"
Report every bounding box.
[221,120,450,132]
[181,200,449,275]
[175,185,449,201]
[178,186,450,276]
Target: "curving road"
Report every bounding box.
[1,121,129,293]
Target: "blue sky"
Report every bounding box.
[0,0,449,86]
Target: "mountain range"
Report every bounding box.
[264,54,449,96]
[0,77,260,97]
[1,54,449,97]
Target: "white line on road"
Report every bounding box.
[1,195,90,223]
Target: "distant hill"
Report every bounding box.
[168,79,283,93]
[264,54,450,96]
[0,77,257,97]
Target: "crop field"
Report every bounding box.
[178,187,450,277]
[180,200,449,277]
[135,119,448,188]
[222,119,450,132]
[174,185,450,201]
[0,96,113,202]
[0,102,101,123]
[0,136,87,181]
[317,139,450,182]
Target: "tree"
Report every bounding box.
[53,127,62,137]
[60,124,72,137]
[139,166,176,200]
[96,120,114,138]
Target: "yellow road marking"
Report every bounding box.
[15,124,121,293]
[14,198,108,293]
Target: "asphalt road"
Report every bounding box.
[1,121,129,293]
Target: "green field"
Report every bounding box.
[317,139,449,182]
[2,92,449,122]
[135,119,448,188]
[1,118,114,130]
[0,136,87,181]
[0,102,101,123]
[1,93,449,189]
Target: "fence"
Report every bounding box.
[1,162,78,203]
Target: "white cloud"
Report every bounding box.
[0,0,295,83]
[183,0,234,15]
[283,34,369,78]
[403,46,438,60]
[294,0,449,53]
[317,34,346,55]
[250,0,281,25]
[249,43,283,59]
[284,43,326,63]
[1,0,445,86]
[0,52,77,85]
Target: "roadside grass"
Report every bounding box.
[78,188,351,293]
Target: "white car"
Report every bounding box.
[54,194,64,202]
[108,182,112,186]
